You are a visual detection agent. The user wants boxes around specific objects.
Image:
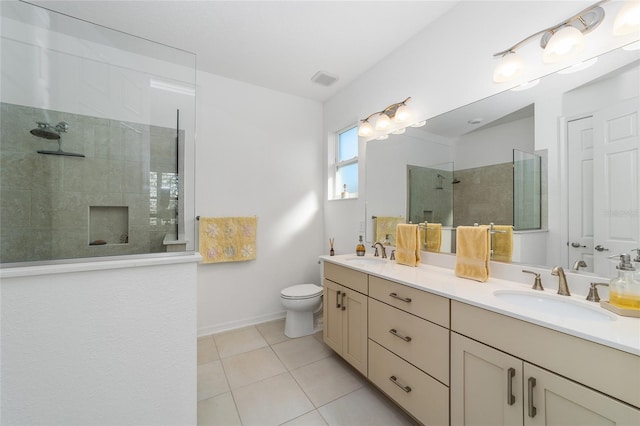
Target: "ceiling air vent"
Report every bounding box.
[311,70,339,87]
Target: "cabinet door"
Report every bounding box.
[342,288,368,376]
[524,363,640,426]
[322,279,342,354]
[451,333,523,426]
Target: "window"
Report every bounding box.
[334,125,358,199]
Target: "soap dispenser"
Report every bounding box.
[356,235,366,256]
[632,249,640,281]
[609,253,640,310]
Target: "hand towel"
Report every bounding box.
[199,216,257,264]
[491,225,513,262]
[455,226,490,282]
[375,216,404,245]
[426,223,442,253]
[395,224,421,267]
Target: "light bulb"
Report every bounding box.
[493,52,524,83]
[358,120,373,137]
[613,1,640,36]
[393,104,411,123]
[543,26,584,64]
[375,113,391,130]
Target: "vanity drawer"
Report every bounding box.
[368,298,449,385]
[324,262,368,295]
[368,339,449,426]
[369,275,449,327]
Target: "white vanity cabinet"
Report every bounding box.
[323,262,368,375]
[367,276,450,426]
[451,301,640,426]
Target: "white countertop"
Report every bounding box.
[321,254,640,356]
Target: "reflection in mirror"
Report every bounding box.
[365,43,639,272]
[513,149,542,230]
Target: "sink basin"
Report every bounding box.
[493,290,616,322]
[344,257,387,266]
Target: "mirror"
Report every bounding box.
[366,43,640,272]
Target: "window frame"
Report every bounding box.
[333,124,359,200]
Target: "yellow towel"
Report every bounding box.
[395,224,421,267]
[455,226,490,282]
[426,223,442,253]
[491,225,513,262]
[375,216,404,245]
[199,216,257,264]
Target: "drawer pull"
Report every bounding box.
[389,328,412,342]
[507,367,515,406]
[527,377,537,418]
[389,292,412,303]
[389,375,412,393]
[341,292,346,311]
[336,290,341,309]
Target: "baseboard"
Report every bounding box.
[197,311,287,337]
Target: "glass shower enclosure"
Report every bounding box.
[0,1,196,264]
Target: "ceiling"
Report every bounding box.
[28,0,460,102]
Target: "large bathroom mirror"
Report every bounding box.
[0,1,197,265]
[366,43,639,275]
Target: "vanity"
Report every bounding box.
[321,254,640,426]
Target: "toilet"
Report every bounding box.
[280,284,323,338]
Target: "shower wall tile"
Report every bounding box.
[30,190,53,229]
[0,189,31,228]
[122,160,150,193]
[1,152,34,190]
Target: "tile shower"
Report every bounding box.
[0,102,182,263]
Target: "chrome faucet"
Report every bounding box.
[572,259,587,271]
[551,266,571,296]
[372,242,387,259]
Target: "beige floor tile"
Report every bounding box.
[281,409,328,426]
[214,326,268,358]
[197,392,241,426]
[272,335,333,370]
[233,372,314,426]
[256,318,290,345]
[291,355,365,407]
[198,360,230,401]
[198,335,220,365]
[222,346,287,389]
[317,386,417,426]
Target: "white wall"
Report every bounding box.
[194,71,323,335]
[323,0,634,259]
[1,257,199,425]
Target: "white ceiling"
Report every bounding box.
[29,0,460,102]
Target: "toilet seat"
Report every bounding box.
[280,284,323,300]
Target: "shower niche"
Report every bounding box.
[89,206,129,246]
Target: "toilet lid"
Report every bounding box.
[281,284,323,299]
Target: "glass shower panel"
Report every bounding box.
[0,1,196,264]
[513,149,542,230]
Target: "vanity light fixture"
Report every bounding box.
[492,0,637,83]
[358,97,413,137]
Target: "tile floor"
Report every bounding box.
[197,319,418,426]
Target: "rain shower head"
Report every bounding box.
[30,121,69,140]
[31,121,84,158]
[436,173,460,189]
[452,178,461,184]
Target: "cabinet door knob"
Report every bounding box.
[527,377,537,418]
[389,292,412,303]
[507,368,516,406]
[389,375,412,393]
[389,328,412,342]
